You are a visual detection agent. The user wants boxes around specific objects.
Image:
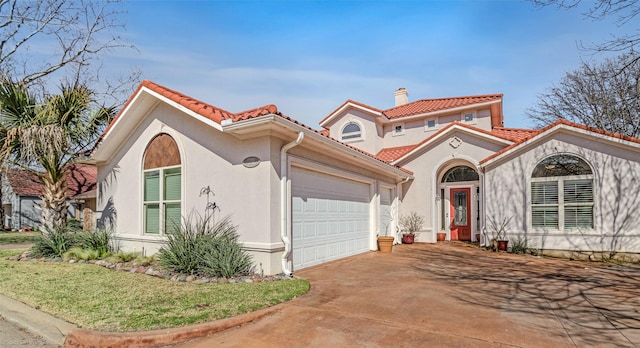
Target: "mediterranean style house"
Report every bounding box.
[88,81,640,275]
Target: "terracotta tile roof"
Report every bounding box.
[480,119,640,165]
[4,165,96,198]
[98,81,411,176]
[384,94,503,119]
[318,129,330,137]
[376,145,417,163]
[490,127,540,142]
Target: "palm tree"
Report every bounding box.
[0,78,115,233]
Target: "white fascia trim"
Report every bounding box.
[385,100,500,124]
[142,87,224,132]
[98,92,144,147]
[228,114,411,179]
[391,124,513,165]
[319,102,384,127]
[481,124,640,169]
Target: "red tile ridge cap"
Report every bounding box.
[233,104,279,121]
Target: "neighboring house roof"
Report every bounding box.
[480,119,640,166]
[4,164,97,198]
[4,169,42,196]
[320,94,503,127]
[95,80,413,177]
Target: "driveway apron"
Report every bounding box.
[173,243,640,347]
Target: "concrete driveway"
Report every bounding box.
[173,242,640,347]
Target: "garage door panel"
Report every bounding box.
[292,167,371,270]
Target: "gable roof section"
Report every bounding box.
[5,164,96,197]
[319,99,383,127]
[320,94,503,128]
[387,121,515,165]
[94,81,412,178]
[481,120,640,167]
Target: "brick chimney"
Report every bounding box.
[394,88,408,106]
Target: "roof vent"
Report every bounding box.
[395,88,409,106]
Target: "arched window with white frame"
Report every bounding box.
[341,122,362,141]
[531,154,594,230]
[142,133,182,235]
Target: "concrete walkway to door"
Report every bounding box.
[173,242,640,347]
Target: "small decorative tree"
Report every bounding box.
[399,211,425,244]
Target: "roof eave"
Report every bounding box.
[385,99,502,122]
[226,115,412,181]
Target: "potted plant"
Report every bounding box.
[437,231,446,241]
[488,216,512,251]
[399,211,425,244]
[377,217,395,253]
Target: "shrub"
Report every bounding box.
[200,224,253,278]
[75,229,113,256]
[399,211,425,234]
[158,215,253,277]
[31,227,77,258]
[63,247,101,261]
[510,236,529,254]
[106,251,140,263]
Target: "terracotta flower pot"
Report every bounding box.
[436,232,446,241]
[497,240,509,251]
[402,233,415,244]
[475,234,481,242]
[377,236,395,252]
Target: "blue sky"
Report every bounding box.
[111,0,633,129]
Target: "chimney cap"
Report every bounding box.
[394,88,409,106]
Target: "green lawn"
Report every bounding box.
[0,231,39,244]
[0,248,309,332]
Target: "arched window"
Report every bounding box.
[441,166,479,183]
[531,154,593,230]
[341,122,362,140]
[143,134,182,235]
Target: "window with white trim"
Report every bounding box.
[341,122,362,140]
[393,124,404,136]
[531,154,593,230]
[143,134,182,235]
[425,119,436,130]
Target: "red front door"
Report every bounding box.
[450,188,471,241]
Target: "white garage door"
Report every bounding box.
[291,167,371,270]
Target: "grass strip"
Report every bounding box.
[0,232,39,244]
[0,248,309,331]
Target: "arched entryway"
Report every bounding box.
[437,164,480,242]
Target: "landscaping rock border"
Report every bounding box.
[8,250,292,284]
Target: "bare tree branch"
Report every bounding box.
[0,0,139,106]
[527,54,640,138]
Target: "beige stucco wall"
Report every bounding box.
[97,102,404,275]
[326,109,383,155]
[399,130,508,243]
[484,130,640,254]
[96,102,284,274]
